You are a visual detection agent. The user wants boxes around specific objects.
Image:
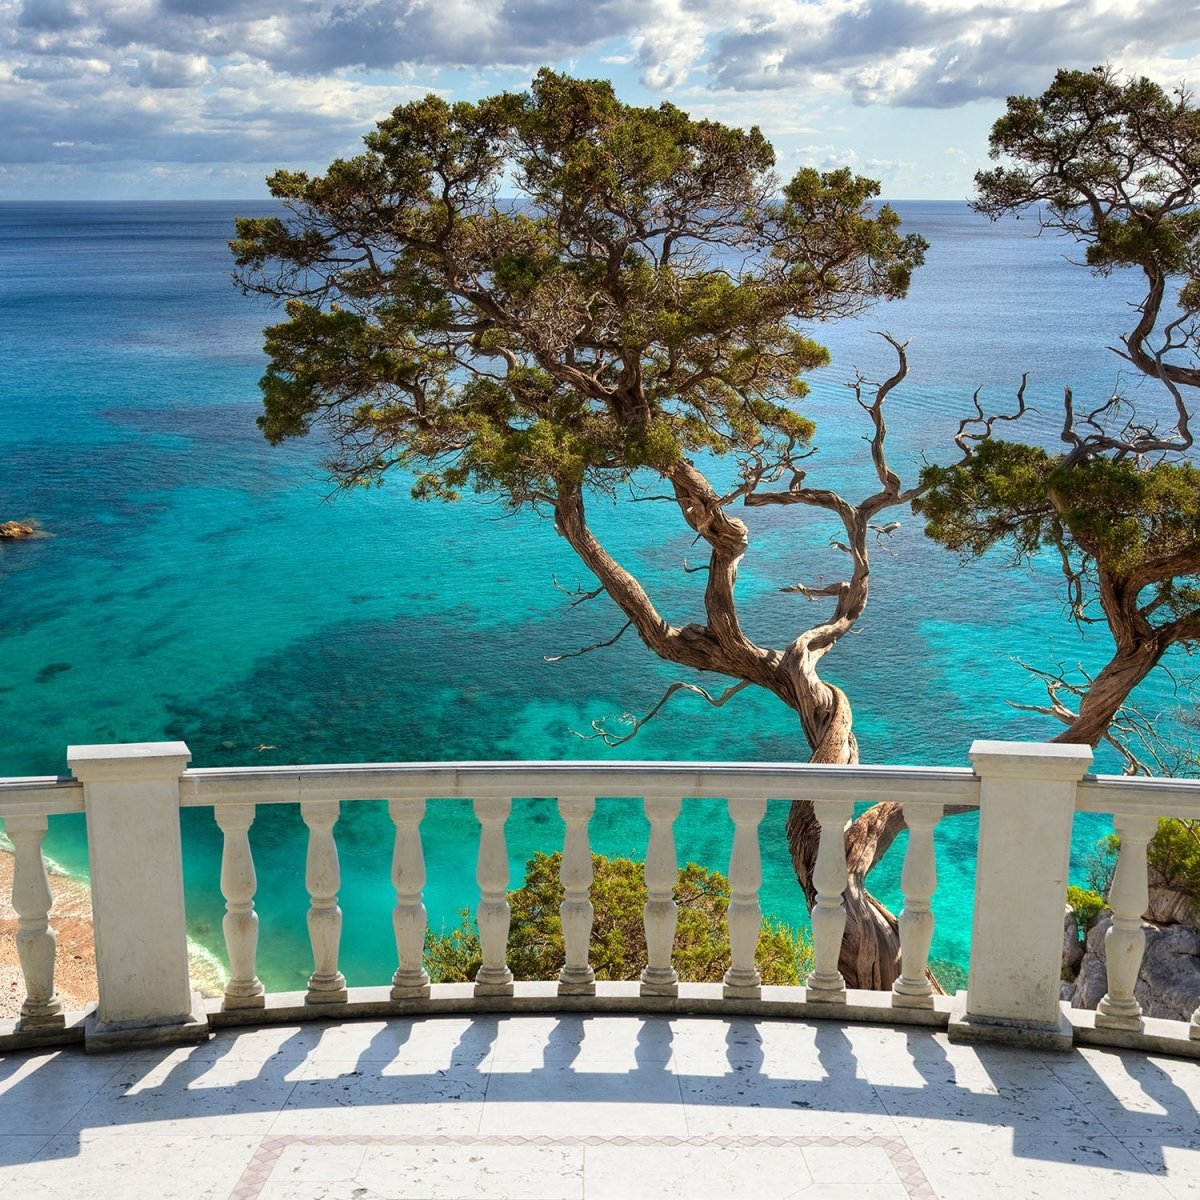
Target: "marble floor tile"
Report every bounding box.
[124,1026,319,1066]
[20,1131,260,1200]
[783,1185,910,1199]
[584,1141,814,1200]
[479,1058,687,1137]
[1120,1139,1200,1198]
[488,1014,675,1067]
[1046,1050,1200,1141]
[678,1073,898,1138]
[802,1142,902,1184]
[268,1140,369,1183]
[356,1141,585,1199]
[60,1052,304,1137]
[0,1133,53,1182]
[877,1077,1103,1139]
[270,1061,489,1135]
[300,1017,499,1068]
[255,1182,389,1200]
[0,1050,133,1135]
[906,1131,1175,1199]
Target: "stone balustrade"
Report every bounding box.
[0,741,1197,1059]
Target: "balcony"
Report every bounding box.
[1,739,1199,1198]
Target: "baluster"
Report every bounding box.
[1096,811,1157,1030]
[215,804,265,1010]
[474,796,514,996]
[641,793,682,997]
[389,797,430,1000]
[892,802,942,1009]
[1191,1001,1199,1040]
[557,795,596,996]
[301,800,347,1004]
[806,798,853,1004]
[724,796,767,999]
[4,814,64,1030]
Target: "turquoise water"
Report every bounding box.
[0,200,1179,990]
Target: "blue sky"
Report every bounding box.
[2,0,1198,200]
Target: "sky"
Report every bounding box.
[2,0,1199,201]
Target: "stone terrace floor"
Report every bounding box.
[1,1013,1199,1199]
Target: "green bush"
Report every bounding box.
[1066,885,1107,931]
[1085,819,1200,915]
[425,851,813,985]
[1146,819,1200,910]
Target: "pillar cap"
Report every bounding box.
[68,741,192,782]
[969,739,1092,782]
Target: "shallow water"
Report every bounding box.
[0,200,1174,988]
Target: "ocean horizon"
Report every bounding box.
[1,198,1184,989]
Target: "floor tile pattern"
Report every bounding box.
[230,1133,935,1200]
[0,1014,1195,1199]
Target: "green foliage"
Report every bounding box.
[424,851,813,985]
[1084,819,1200,914]
[976,66,1200,308]
[927,959,968,994]
[234,70,924,504]
[1146,819,1200,909]
[1066,885,1108,931]
[915,439,1200,614]
[1086,833,1120,896]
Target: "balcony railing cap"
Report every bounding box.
[969,739,1093,782]
[67,740,192,782]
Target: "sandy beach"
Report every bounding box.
[0,846,99,1018]
[0,847,224,1019]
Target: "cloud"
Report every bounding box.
[1,0,1199,191]
[704,0,1200,107]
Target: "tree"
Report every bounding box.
[425,851,811,984]
[232,71,931,988]
[915,66,1200,773]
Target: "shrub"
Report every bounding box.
[1066,885,1107,931]
[425,851,812,985]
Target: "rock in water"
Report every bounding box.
[1069,913,1200,1022]
[0,521,36,539]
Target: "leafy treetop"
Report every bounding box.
[232,69,926,506]
[917,67,1200,764]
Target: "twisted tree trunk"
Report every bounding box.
[781,678,908,990]
[549,339,933,993]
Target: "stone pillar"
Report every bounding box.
[948,740,1092,1051]
[67,742,208,1051]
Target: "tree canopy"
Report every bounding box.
[233,70,935,991]
[917,67,1200,769]
[233,70,923,506]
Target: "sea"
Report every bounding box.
[0,199,1188,992]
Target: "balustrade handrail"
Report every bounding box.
[2,741,1199,1059]
[177,759,982,808]
[1077,774,1200,818]
[0,776,82,817]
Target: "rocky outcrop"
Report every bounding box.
[1062,907,1085,978]
[1067,912,1200,1022]
[0,521,36,539]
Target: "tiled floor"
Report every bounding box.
[0,1014,1197,1198]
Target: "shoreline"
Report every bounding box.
[0,846,225,1019]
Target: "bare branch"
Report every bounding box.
[954,375,1030,455]
[780,580,848,598]
[552,575,605,608]
[544,620,634,662]
[573,678,752,747]
[1011,657,1189,775]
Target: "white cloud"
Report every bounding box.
[703,0,1200,107]
[1,0,1199,194]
